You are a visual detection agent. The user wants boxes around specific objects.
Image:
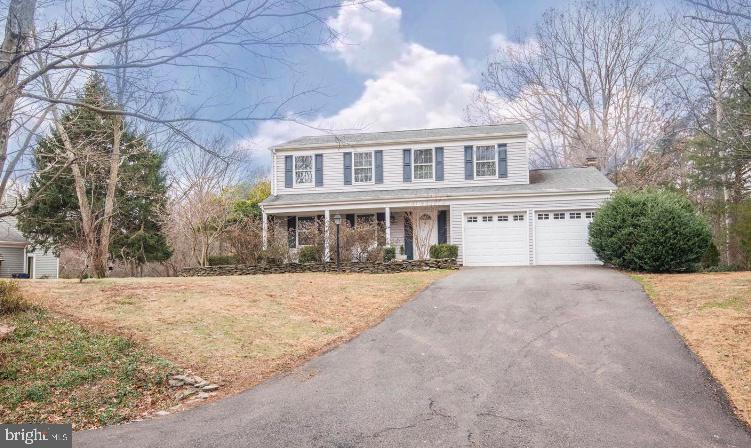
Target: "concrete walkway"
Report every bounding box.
[76,267,751,447]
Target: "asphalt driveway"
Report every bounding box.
[77,267,751,447]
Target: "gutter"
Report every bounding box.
[261,188,615,212]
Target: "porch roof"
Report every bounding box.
[262,167,616,209]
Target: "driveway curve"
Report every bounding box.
[77,267,751,447]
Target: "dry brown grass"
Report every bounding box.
[19,271,451,396]
[635,272,751,426]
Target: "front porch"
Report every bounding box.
[262,206,450,261]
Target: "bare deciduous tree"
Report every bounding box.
[470,0,678,178]
[1,0,353,216]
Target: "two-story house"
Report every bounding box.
[259,124,616,266]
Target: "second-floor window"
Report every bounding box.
[413,148,434,180]
[294,155,313,185]
[353,152,373,183]
[475,145,497,177]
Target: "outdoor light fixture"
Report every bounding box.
[333,214,342,271]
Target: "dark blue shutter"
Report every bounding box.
[464,146,474,180]
[343,152,352,185]
[437,210,447,244]
[402,149,412,182]
[404,215,414,260]
[345,214,355,228]
[497,144,508,178]
[374,150,383,184]
[287,216,296,248]
[435,147,444,181]
[284,155,293,188]
[314,154,323,186]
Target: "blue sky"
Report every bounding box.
[201,0,565,167]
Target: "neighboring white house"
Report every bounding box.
[0,216,59,279]
[260,124,616,266]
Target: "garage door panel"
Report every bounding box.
[464,213,529,266]
[535,210,599,265]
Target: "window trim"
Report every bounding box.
[293,154,314,186]
[412,148,435,182]
[352,151,375,184]
[474,145,498,178]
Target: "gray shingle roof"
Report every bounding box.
[272,123,527,150]
[262,167,616,208]
[0,217,27,244]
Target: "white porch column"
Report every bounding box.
[262,211,268,250]
[324,209,331,261]
[385,207,391,246]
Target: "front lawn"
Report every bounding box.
[0,309,177,429]
[20,271,450,399]
[634,272,751,426]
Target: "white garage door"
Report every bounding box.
[535,210,599,265]
[463,212,529,266]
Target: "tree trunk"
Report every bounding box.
[92,120,123,278]
[0,0,37,196]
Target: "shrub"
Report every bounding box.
[298,246,319,263]
[207,255,239,266]
[588,190,712,272]
[383,246,396,262]
[429,244,458,259]
[0,280,30,314]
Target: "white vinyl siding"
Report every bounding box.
[29,250,59,279]
[0,246,24,278]
[274,139,528,193]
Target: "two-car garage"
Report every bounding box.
[462,210,599,266]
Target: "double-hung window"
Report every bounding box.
[353,152,374,183]
[475,145,497,177]
[294,155,313,185]
[413,149,434,180]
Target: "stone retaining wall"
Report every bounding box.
[179,259,458,277]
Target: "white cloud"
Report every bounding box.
[326,0,404,74]
[242,1,488,168]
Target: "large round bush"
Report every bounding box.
[588,190,712,272]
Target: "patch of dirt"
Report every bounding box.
[637,272,751,426]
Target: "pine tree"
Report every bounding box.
[18,75,171,277]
